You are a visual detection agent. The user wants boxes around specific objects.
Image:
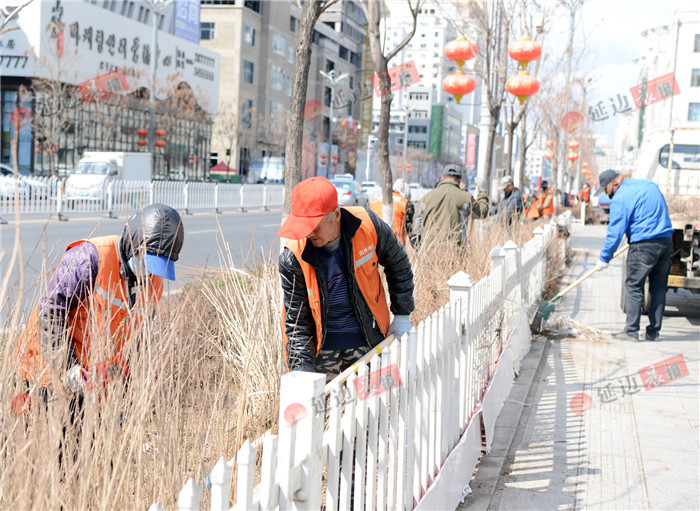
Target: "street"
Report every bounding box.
[0,208,283,322]
[462,223,700,510]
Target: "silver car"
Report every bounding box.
[331,178,369,207]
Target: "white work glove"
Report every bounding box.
[474,178,486,193]
[63,364,87,397]
[387,315,413,340]
[595,260,609,272]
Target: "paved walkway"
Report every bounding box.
[460,224,700,510]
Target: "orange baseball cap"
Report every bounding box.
[277,177,338,239]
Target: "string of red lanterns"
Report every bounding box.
[442,36,477,104]
[505,36,542,105]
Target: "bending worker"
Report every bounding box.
[16,204,185,401]
[537,180,555,218]
[411,164,489,247]
[278,177,414,374]
[369,178,414,247]
[594,169,673,341]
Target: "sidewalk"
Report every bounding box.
[460,224,700,510]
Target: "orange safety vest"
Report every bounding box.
[369,192,409,246]
[283,207,391,358]
[17,235,163,389]
[582,186,590,202]
[523,194,540,220]
[537,189,555,216]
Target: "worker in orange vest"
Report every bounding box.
[368,178,414,247]
[537,180,555,219]
[581,183,591,203]
[14,204,185,412]
[278,177,414,375]
[522,190,540,221]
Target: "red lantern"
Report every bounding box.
[155,139,166,148]
[332,161,338,166]
[320,153,328,159]
[582,162,589,169]
[406,163,411,173]
[561,111,584,133]
[546,139,554,148]
[137,139,148,147]
[398,163,403,172]
[332,153,339,160]
[137,128,148,137]
[155,128,166,137]
[506,72,540,105]
[444,36,477,70]
[507,37,542,69]
[442,72,475,104]
[544,150,554,160]
[321,159,327,166]
[568,139,580,150]
[567,151,580,161]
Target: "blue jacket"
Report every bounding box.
[600,178,673,263]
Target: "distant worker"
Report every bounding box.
[16,204,185,406]
[496,175,523,226]
[537,180,555,219]
[411,164,489,247]
[522,189,540,221]
[278,177,414,375]
[581,183,591,203]
[594,169,673,341]
[369,178,414,247]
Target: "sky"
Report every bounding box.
[569,0,698,144]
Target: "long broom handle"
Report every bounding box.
[324,333,397,394]
[551,244,629,303]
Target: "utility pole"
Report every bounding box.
[320,70,348,177]
[558,0,581,195]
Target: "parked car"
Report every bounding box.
[0,174,28,199]
[0,164,51,198]
[331,178,369,207]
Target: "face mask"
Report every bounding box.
[128,255,149,279]
[608,190,615,199]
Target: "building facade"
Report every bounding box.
[0,0,220,179]
[200,0,366,179]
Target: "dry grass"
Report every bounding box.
[0,215,556,509]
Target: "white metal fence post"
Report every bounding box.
[177,478,202,511]
[235,441,255,510]
[240,185,246,212]
[532,227,545,298]
[447,271,474,429]
[277,371,326,510]
[489,245,507,298]
[214,184,221,214]
[150,181,155,205]
[57,180,67,221]
[580,200,586,225]
[263,185,269,211]
[106,181,115,218]
[210,456,232,511]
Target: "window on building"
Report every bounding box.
[158,13,164,29]
[270,65,284,92]
[410,110,428,119]
[692,69,700,87]
[241,99,253,129]
[408,125,427,134]
[143,8,150,24]
[290,17,297,33]
[324,87,332,107]
[347,101,352,116]
[272,32,286,56]
[408,141,427,149]
[695,34,700,52]
[200,22,215,40]
[269,101,284,117]
[326,59,335,72]
[109,0,117,11]
[689,103,700,121]
[120,0,128,15]
[288,46,294,64]
[397,138,403,145]
[137,5,144,22]
[244,1,261,14]
[349,76,354,89]
[339,45,349,61]
[127,1,134,17]
[287,77,293,97]
[245,25,255,46]
[243,60,254,84]
[350,51,361,67]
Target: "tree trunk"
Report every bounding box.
[505,119,514,176]
[282,0,325,217]
[519,115,527,189]
[484,106,500,192]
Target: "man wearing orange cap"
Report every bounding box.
[278,176,414,374]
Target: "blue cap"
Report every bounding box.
[145,252,176,280]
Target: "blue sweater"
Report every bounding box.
[600,179,673,263]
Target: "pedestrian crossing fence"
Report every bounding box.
[151,219,561,511]
[0,178,284,222]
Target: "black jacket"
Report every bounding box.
[279,208,414,372]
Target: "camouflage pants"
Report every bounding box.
[316,346,370,379]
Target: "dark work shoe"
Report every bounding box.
[645,332,659,341]
[611,331,640,341]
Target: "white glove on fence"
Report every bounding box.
[63,364,86,397]
[387,315,413,340]
[595,260,609,272]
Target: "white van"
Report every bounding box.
[633,130,700,197]
[65,152,152,202]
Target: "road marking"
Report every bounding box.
[188,229,219,235]
[261,223,279,227]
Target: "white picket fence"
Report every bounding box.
[151,216,563,511]
[0,177,284,221]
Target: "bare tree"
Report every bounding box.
[212,100,249,167]
[358,0,422,224]
[282,0,341,216]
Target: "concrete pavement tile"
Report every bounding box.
[468,455,506,496]
[497,486,577,510]
[505,382,530,405]
[644,458,700,511]
[489,425,517,457]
